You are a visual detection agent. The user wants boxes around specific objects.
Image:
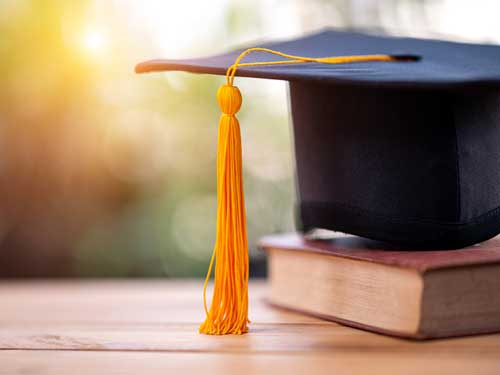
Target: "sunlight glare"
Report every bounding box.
[82,29,107,55]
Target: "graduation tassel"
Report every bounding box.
[199,82,248,335]
[200,48,397,335]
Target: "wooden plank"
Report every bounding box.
[1,280,500,353]
[1,280,500,374]
[0,280,317,324]
[1,350,500,375]
[2,321,500,352]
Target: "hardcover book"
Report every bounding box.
[260,232,500,339]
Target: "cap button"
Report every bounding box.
[217,85,242,115]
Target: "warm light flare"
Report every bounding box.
[82,29,107,55]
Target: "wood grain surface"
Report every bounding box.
[1,280,499,374]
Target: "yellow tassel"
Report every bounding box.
[199,84,249,335]
[200,48,398,335]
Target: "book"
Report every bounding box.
[260,232,500,339]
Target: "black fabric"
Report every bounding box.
[136,30,500,248]
[455,94,500,221]
[136,29,500,89]
[291,82,500,248]
[291,82,458,223]
[299,201,500,250]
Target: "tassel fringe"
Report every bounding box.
[199,85,249,335]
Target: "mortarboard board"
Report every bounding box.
[136,30,500,334]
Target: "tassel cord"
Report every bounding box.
[200,47,396,335]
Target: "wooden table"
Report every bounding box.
[1,280,499,374]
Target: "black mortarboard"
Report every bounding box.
[137,29,500,251]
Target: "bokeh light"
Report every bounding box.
[82,29,108,55]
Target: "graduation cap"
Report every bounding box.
[136,30,500,334]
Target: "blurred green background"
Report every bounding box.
[0,0,498,277]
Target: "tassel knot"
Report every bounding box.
[217,85,242,115]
